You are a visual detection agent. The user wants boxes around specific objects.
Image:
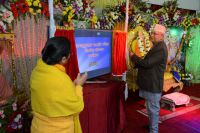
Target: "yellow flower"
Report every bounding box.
[39,3,42,7]
[71,9,75,14]
[68,17,71,22]
[62,11,67,16]
[68,14,74,19]
[37,9,41,13]
[198,18,200,22]
[91,15,97,23]
[27,2,32,6]
[69,11,74,16]
[29,8,34,13]
[153,18,158,24]
[69,6,72,10]
[33,1,39,6]
[65,7,69,12]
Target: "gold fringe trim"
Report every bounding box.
[0,33,15,44]
[55,26,74,30]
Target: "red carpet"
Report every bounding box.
[123,84,200,133]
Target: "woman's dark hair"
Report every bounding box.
[42,36,71,65]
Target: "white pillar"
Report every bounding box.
[48,0,55,38]
[125,0,129,32]
[124,0,129,100]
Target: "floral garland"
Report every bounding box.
[137,31,151,58]
[0,0,49,33]
[128,26,152,58]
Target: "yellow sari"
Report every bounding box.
[30,59,83,133]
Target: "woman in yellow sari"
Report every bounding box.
[30,37,87,133]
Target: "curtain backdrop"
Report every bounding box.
[55,29,79,80]
[13,16,49,94]
[0,40,13,86]
[112,31,127,76]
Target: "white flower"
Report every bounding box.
[17,114,22,119]
[85,7,90,13]
[18,124,23,129]
[110,12,118,20]
[14,117,19,122]
[173,12,179,21]
[77,0,83,7]
[0,7,14,24]
[163,13,169,21]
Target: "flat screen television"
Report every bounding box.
[74,29,112,79]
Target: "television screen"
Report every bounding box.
[74,29,112,79]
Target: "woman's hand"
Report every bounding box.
[74,72,88,86]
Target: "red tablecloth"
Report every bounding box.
[80,81,126,133]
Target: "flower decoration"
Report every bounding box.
[10,1,29,18]
[127,0,200,33]
[0,21,6,33]
[0,98,30,133]
[25,0,42,15]
[191,18,199,26]
[90,13,97,24]
[62,5,75,23]
[137,31,152,58]
[54,0,97,28]
[181,17,192,30]
[9,4,18,18]
[25,0,49,17]
[6,112,23,132]
[128,26,152,59]
[98,2,126,29]
[0,0,49,33]
[0,5,14,33]
[72,0,84,20]
[9,0,49,20]
[0,10,14,24]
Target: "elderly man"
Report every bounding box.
[130,24,168,133]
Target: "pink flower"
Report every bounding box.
[2,12,10,19]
